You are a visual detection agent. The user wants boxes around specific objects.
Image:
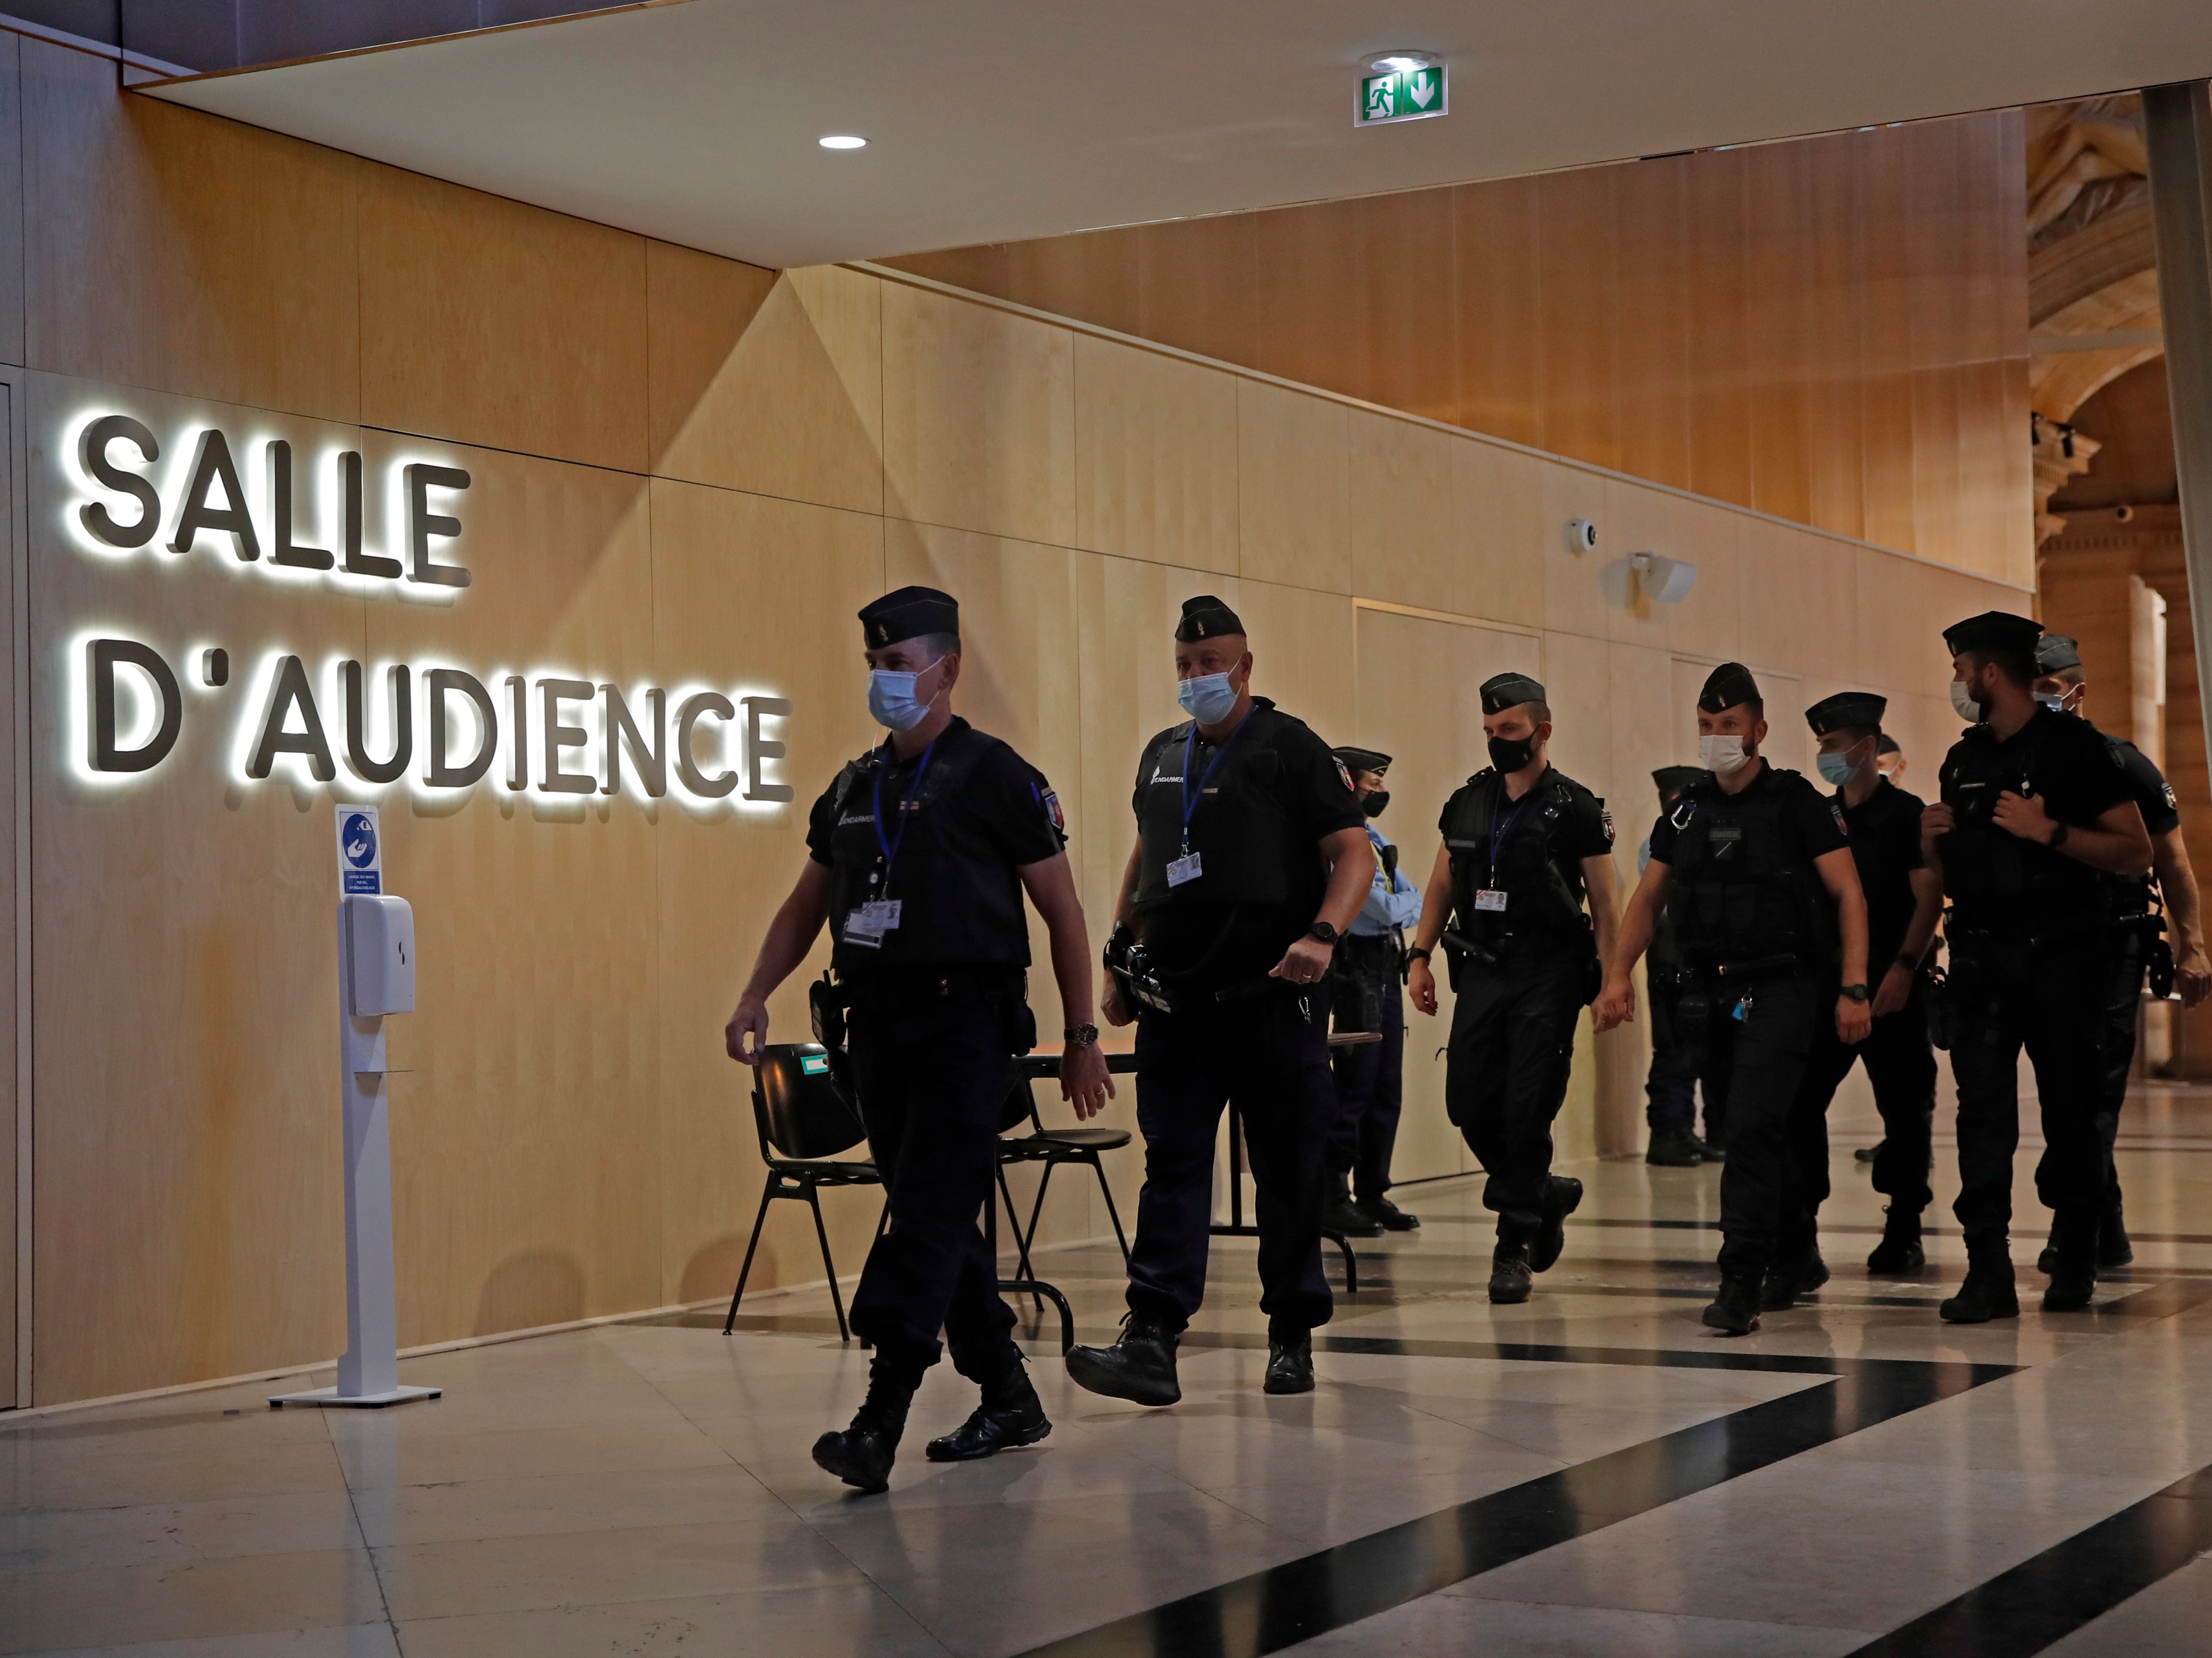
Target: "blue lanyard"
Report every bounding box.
[871,734,940,889]
[1180,712,1251,852]
[1489,789,1536,883]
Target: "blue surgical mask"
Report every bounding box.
[867,658,943,732]
[2034,692,2066,714]
[1178,671,1239,725]
[1817,751,1858,787]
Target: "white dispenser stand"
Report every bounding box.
[273,807,441,1410]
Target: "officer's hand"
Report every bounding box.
[1592,974,1636,1033]
[1062,1042,1115,1119]
[1920,801,1954,848]
[1870,963,1914,1018]
[1101,975,1133,1028]
[2180,945,2212,1009]
[1407,956,1439,1016]
[1991,790,2055,844]
[1836,996,1873,1045]
[1269,935,1335,986]
[726,995,770,1065]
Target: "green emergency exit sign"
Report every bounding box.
[1358,64,1447,127]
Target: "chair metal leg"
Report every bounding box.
[1086,1152,1133,1266]
[804,1182,852,1342]
[874,1195,890,1242]
[1020,1161,1057,1270]
[1322,1226,1360,1295]
[723,1174,779,1335]
[997,1163,1044,1309]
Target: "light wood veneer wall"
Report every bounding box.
[4,33,2025,1403]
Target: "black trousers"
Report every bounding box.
[1446,953,1586,1246]
[844,980,1023,1381]
[1698,973,1823,1280]
[1781,978,1937,1257]
[1946,938,2113,1255]
[1645,968,1733,1143]
[2096,927,2148,1215]
[1329,971,1405,1200]
[1127,987,1336,1338]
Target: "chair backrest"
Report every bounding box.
[997,1073,1043,1136]
[752,1043,868,1161]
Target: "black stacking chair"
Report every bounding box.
[723,1042,884,1342]
[995,1062,1134,1285]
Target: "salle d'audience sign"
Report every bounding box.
[60,410,794,811]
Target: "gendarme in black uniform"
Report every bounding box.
[1936,611,2135,1316]
[1646,663,1849,1306]
[1434,673,1611,1290]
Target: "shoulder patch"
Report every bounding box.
[2166,783,2179,810]
[1601,807,1616,844]
[1334,757,1356,794]
[1039,784,1066,833]
[1831,803,1849,836]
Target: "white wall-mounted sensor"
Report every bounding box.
[345,893,417,1016]
[1564,518,1598,554]
[1628,551,1698,604]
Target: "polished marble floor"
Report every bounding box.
[7,1088,2212,1657]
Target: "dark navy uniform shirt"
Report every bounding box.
[1836,778,1926,971]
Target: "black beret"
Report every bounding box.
[860,585,959,650]
[2035,633,2083,674]
[1333,746,1392,775]
[1943,610,2041,659]
[1479,672,1547,715]
[1698,662,1761,713]
[1175,594,1245,642]
[1652,765,1707,794]
[1805,691,1888,736]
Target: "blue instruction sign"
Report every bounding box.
[336,804,383,896]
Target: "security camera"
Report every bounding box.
[1628,551,1698,604]
[1564,518,1598,554]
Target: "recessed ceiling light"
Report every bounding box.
[1369,51,1436,74]
[819,134,867,150]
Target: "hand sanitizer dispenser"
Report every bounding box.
[345,895,416,1016]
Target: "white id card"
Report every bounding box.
[1166,851,1203,888]
[844,899,903,945]
[1473,889,1508,912]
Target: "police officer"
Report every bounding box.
[1923,612,2152,1322]
[1780,693,1942,1298]
[1596,662,1872,1335]
[1065,595,1372,1404]
[1322,746,1424,1237]
[1643,765,1727,1167]
[1404,673,1619,1304]
[2030,634,2212,1271]
[724,586,1112,1492]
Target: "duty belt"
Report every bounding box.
[1704,952,1801,983]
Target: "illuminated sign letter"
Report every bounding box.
[601,684,666,798]
[538,678,595,794]
[246,655,336,781]
[341,661,412,785]
[86,637,181,773]
[426,669,497,788]
[503,674,528,791]
[673,691,736,798]
[744,695,794,802]
[340,452,398,579]
[406,464,471,589]
[78,416,161,549]
[170,429,262,562]
[268,441,333,570]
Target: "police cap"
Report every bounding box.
[2035,633,2083,675]
[1652,764,1707,794]
[1805,691,1887,736]
[1942,610,2041,660]
[1175,595,1245,642]
[1698,662,1761,713]
[860,585,959,650]
[1332,746,1391,776]
[1479,672,1547,715]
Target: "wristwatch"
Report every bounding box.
[2048,822,2070,849]
[1306,921,1341,946]
[1840,983,1870,1002]
[1064,1024,1099,1046]
[1405,946,1433,964]
[1893,951,1921,972]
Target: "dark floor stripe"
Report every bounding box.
[1006,1355,2014,1658]
[1842,1464,2212,1656]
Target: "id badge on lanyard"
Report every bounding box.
[851,737,939,945]
[1478,791,1533,918]
[844,899,903,947]
[1171,715,1249,891]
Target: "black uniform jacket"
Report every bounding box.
[1836,778,1927,972]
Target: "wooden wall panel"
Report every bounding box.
[1683,148,1755,511]
[1072,334,1239,574]
[1134,213,1259,372]
[1745,143,1815,528]
[1614,156,1691,494]
[1535,167,1621,474]
[1237,381,1350,595]
[1347,410,1455,616]
[1806,135,1868,543]
[1361,189,1458,426]
[1452,177,1541,450]
[1448,437,1547,630]
[1252,198,1369,403]
[358,163,648,474]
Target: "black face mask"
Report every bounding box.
[1360,789,1389,818]
[1487,733,1538,774]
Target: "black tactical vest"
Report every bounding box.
[1939,719,2110,937]
[1132,712,1316,912]
[1439,768,1595,957]
[1665,769,1834,968]
[823,728,1032,975]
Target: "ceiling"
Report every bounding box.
[142,0,2212,271]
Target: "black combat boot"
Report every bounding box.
[812,1352,923,1492]
[1696,1132,1725,1163]
[1760,1246,1829,1311]
[1360,1193,1421,1231]
[2042,1211,2098,1312]
[925,1358,1053,1462]
[2097,1191,2134,1271]
[1866,1207,1925,1275]
[1324,1171,1383,1238]
[1488,1241,1534,1304]
[1940,1251,2019,1324]
[1646,1126,1702,1167]
[1263,1330,1315,1395]
[1530,1176,1584,1273]
[1066,1313,1182,1407]
[1702,1274,1762,1335]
